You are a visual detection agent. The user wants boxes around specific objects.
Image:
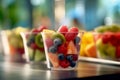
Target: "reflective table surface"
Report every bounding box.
[0,55,120,80]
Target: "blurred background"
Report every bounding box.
[0,0,120,31]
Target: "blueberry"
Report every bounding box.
[66,55,73,61]
[53,38,62,46]
[58,54,65,60]
[70,61,76,67]
[48,46,57,53]
[27,36,35,46]
[74,37,80,44]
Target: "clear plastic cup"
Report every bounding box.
[21,32,46,63]
[93,32,120,61]
[41,30,81,70]
[1,30,26,62]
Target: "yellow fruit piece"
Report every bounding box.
[67,41,77,54]
[42,29,55,38]
[80,32,94,56]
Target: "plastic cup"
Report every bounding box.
[93,32,119,61]
[1,30,25,62]
[21,32,46,63]
[41,31,82,70]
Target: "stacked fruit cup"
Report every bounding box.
[41,26,81,70]
[93,32,120,61]
[21,26,47,63]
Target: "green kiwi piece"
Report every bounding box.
[52,33,66,43]
[35,33,44,48]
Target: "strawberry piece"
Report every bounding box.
[57,44,67,54]
[59,60,70,68]
[32,26,47,33]
[30,43,39,49]
[115,33,120,46]
[116,46,120,59]
[57,25,68,35]
[37,26,47,32]
[32,29,40,33]
[65,27,79,41]
[102,34,111,44]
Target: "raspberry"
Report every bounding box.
[57,25,68,35]
[59,60,70,68]
[57,44,67,54]
[72,54,78,61]
[65,27,79,41]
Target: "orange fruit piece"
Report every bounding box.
[48,53,59,68]
[67,41,77,54]
[85,43,97,58]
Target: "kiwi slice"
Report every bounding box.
[35,33,44,48]
[52,33,66,43]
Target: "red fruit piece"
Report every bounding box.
[57,44,67,54]
[115,33,120,46]
[30,43,39,49]
[116,46,120,59]
[65,27,79,41]
[45,38,53,48]
[32,29,39,33]
[37,26,47,32]
[102,34,110,44]
[59,60,70,68]
[17,48,24,54]
[57,25,68,35]
[72,54,78,61]
[32,26,47,33]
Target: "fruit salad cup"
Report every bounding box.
[41,28,81,70]
[1,27,28,62]
[93,32,120,61]
[21,32,46,63]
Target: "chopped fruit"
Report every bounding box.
[37,26,47,32]
[74,36,80,44]
[85,43,97,58]
[72,54,78,61]
[53,38,62,46]
[35,33,44,48]
[116,46,120,59]
[30,43,39,50]
[57,44,67,54]
[57,25,68,35]
[48,53,59,68]
[58,54,65,60]
[59,60,70,68]
[70,61,76,67]
[52,33,66,43]
[66,55,73,61]
[41,27,80,69]
[45,38,53,48]
[65,27,79,41]
[48,46,57,53]
[67,41,77,54]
